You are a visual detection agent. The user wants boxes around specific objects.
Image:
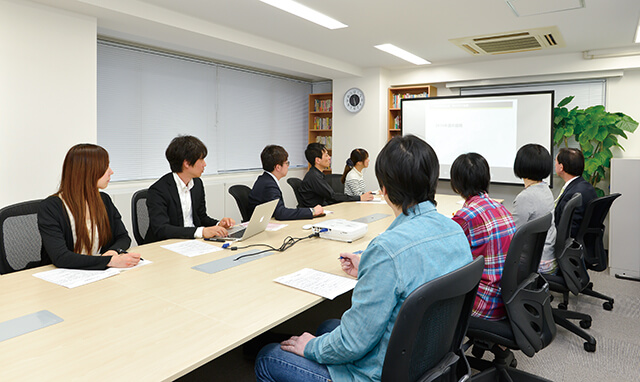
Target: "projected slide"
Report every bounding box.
[402,91,553,185]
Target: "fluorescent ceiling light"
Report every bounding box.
[260,0,347,30]
[374,44,431,65]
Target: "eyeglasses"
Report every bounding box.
[284,161,290,166]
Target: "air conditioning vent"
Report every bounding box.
[450,26,565,56]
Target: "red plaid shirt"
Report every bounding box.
[453,193,515,321]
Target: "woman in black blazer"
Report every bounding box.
[38,144,140,270]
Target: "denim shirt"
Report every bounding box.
[304,201,473,382]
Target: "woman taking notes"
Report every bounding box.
[38,144,140,269]
[341,148,369,196]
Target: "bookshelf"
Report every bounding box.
[388,85,437,141]
[309,92,332,173]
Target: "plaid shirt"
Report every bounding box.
[453,193,515,321]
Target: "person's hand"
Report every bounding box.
[340,252,361,278]
[217,217,235,229]
[280,332,316,357]
[107,252,141,268]
[203,225,228,238]
[313,205,324,216]
[360,192,374,201]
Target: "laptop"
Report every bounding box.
[222,199,278,241]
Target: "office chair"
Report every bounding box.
[381,256,484,382]
[131,189,149,246]
[325,174,344,194]
[543,193,597,352]
[228,184,253,223]
[286,177,304,208]
[467,213,556,382]
[575,193,622,309]
[0,199,44,274]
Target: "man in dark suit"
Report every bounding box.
[146,135,235,243]
[554,147,597,237]
[248,145,323,220]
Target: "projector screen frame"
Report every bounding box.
[401,90,554,187]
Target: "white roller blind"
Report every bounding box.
[97,41,311,181]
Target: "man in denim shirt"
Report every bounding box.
[255,135,473,382]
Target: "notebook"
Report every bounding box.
[222,199,278,241]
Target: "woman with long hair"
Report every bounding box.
[340,148,369,196]
[38,144,140,269]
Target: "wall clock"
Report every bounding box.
[344,87,365,113]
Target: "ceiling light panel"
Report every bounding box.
[260,0,347,30]
[507,0,584,17]
[374,44,431,65]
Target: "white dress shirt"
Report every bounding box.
[172,172,204,238]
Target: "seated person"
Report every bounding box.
[450,153,516,321]
[512,144,558,274]
[554,147,597,237]
[249,145,323,220]
[38,144,140,270]
[146,135,235,243]
[341,148,370,196]
[298,143,373,207]
[255,135,473,382]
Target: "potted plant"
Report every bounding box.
[553,96,638,196]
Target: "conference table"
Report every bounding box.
[0,194,465,381]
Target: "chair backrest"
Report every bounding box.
[286,177,304,208]
[554,193,590,295]
[500,213,556,357]
[131,189,149,246]
[577,193,622,271]
[0,200,43,274]
[381,256,484,382]
[325,174,344,194]
[228,184,253,223]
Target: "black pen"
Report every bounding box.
[204,237,226,242]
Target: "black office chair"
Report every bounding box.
[575,193,621,309]
[286,177,304,208]
[228,184,253,223]
[381,256,484,382]
[131,189,149,246]
[543,193,597,352]
[467,213,556,382]
[325,174,344,194]
[0,200,45,274]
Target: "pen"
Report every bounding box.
[204,238,226,242]
[339,250,363,260]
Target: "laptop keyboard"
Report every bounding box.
[228,228,245,238]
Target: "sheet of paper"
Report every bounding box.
[323,210,334,214]
[33,268,120,289]
[274,268,357,300]
[110,259,153,271]
[161,240,222,257]
[266,223,287,231]
[357,199,387,204]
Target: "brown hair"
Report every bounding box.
[341,148,369,184]
[57,144,112,254]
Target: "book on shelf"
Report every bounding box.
[314,99,333,112]
[392,91,428,108]
[315,135,332,150]
[312,117,332,130]
[394,115,400,130]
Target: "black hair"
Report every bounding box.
[165,135,208,173]
[556,147,585,177]
[341,148,369,184]
[305,143,326,166]
[513,144,553,181]
[375,135,439,215]
[450,153,490,199]
[261,145,288,172]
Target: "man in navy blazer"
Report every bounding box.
[248,145,323,220]
[554,148,597,237]
[146,136,235,243]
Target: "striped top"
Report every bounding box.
[453,193,515,321]
[344,167,366,196]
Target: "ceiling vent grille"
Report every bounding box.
[450,26,565,56]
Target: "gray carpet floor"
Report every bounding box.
[178,270,640,381]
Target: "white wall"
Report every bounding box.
[0,0,97,207]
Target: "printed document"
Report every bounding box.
[33,268,120,289]
[161,240,222,257]
[274,268,357,300]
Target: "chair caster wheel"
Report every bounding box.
[580,319,592,329]
[603,301,613,311]
[584,341,596,352]
[558,302,568,310]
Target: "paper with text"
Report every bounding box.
[161,241,222,257]
[274,268,357,300]
[110,259,153,271]
[33,268,120,288]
